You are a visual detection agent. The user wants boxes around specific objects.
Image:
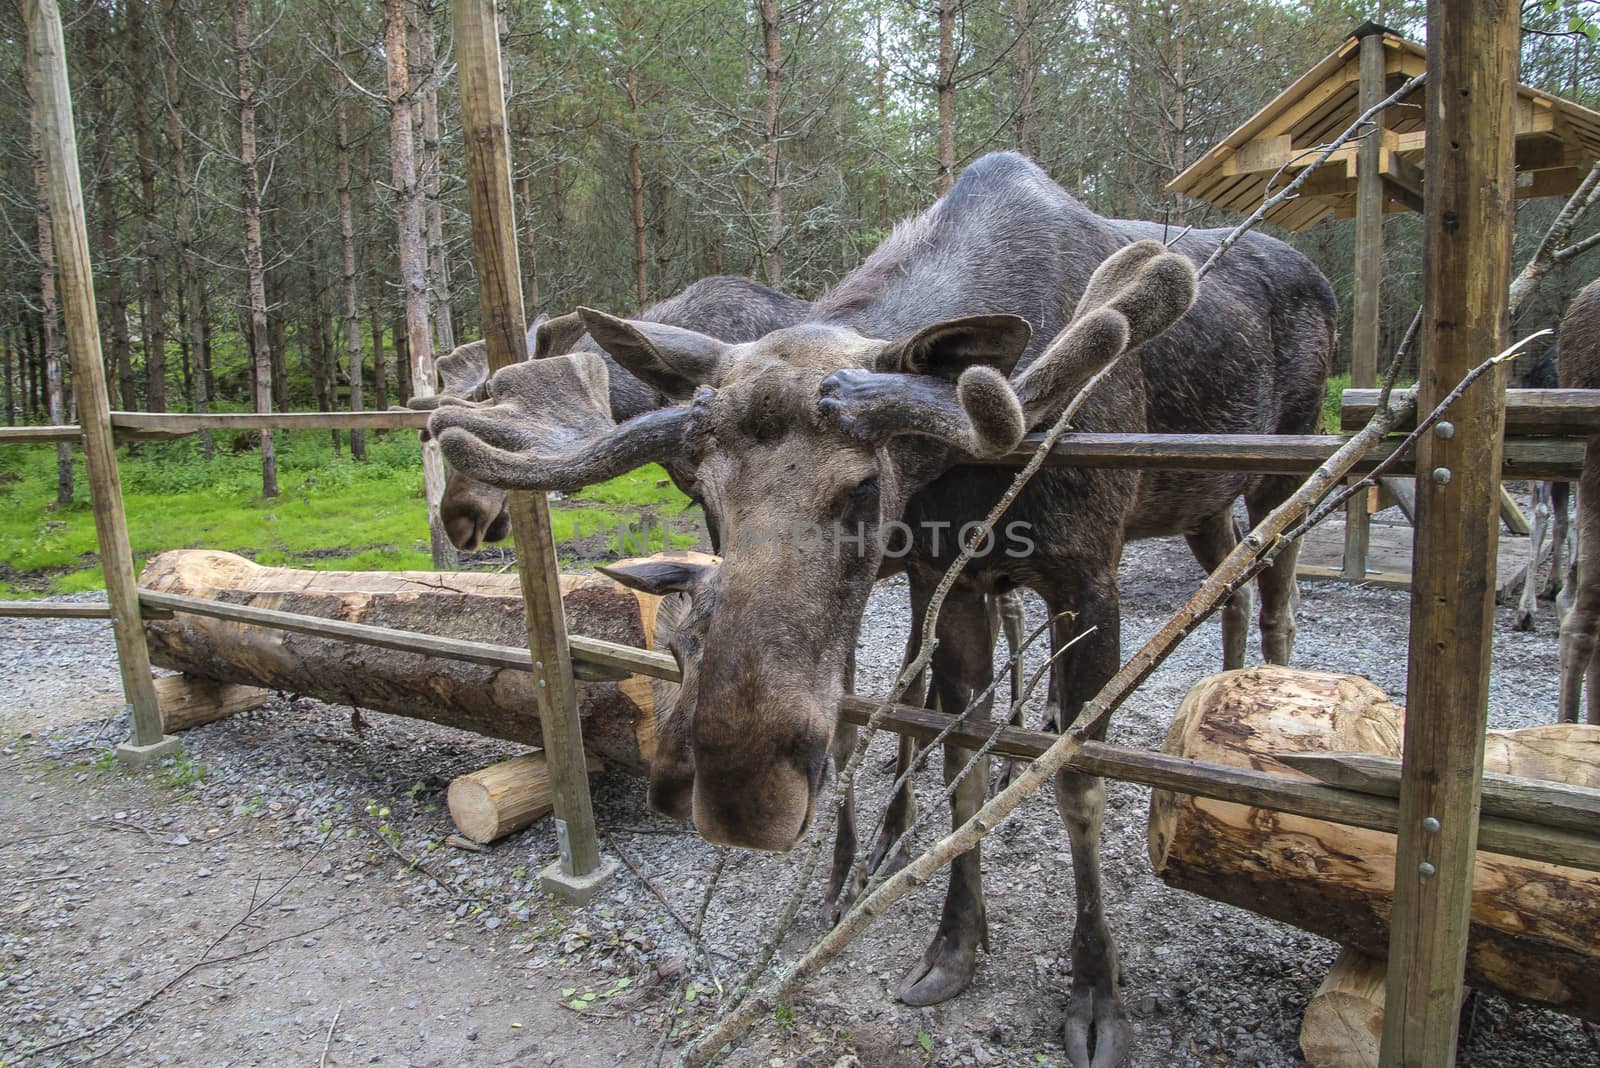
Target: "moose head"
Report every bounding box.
[431,241,1196,850]
[407,313,587,551]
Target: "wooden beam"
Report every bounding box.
[1381,1,1519,1061]
[1380,149,1426,212]
[1498,484,1531,535]
[110,410,430,432]
[24,0,168,756]
[452,0,606,892]
[1279,750,1600,836]
[1342,387,1600,435]
[0,600,112,619]
[834,697,1600,871]
[1346,32,1387,582]
[981,432,1584,480]
[136,589,674,683]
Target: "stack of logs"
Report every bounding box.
[137,549,692,843]
[1149,666,1600,1067]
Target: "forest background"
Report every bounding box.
[2,0,1597,592]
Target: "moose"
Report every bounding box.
[1558,278,1600,724]
[432,153,1336,1066]
[411,275,812,552]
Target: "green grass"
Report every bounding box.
[0,432,696,597]
[1322,372,1350,434]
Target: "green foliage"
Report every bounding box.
[1322,372,1350,434]
[159,748,206,790]
[0,432,701,597]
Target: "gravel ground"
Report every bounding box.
[2,529,1596,1068]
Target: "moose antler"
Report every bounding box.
[1013,239,1197,423]
[403,312,588,412]
[814,242,1196,458]
[428,348,692,492]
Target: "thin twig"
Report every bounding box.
[603,829,734,966]
[318,1004,342,1068]
[649,849,729,1068]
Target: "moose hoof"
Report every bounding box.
[1513,609,1535,632]
[896,936,979,1007]
[1062,978,1130,1068]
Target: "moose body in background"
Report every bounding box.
[433,153,1336,1067]
[1558,279,1600,724]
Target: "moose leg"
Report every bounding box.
[1249,478,1302,665]
[1045,570,1130,1068]
[1184,509,1249,671]
[1560,457,1600,722]
[1517,482,1551,630]
[1545,481,1571,600]
[898,579,995,1007]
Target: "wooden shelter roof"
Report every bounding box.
[1168,24,1600,232]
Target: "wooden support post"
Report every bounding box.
[450,0,613,902]
[1343,28,1387,581]
[24,0,174,766]
[1380,2,1518,1063]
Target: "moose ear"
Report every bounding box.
[533,311,587,360]
[874,314,1032,380]
[578,308,732,400]
[599,558,716,597]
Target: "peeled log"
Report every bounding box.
[138,549,679,772]
[1148,665,1600,1022]
[154,673,270,732]
[449,751,604,844]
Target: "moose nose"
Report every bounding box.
[690,754,820,852]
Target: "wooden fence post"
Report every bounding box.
[1379,1,1518,1063]
[1342,27,1387,581]
[25,0,173,766]
[449,0,614,900]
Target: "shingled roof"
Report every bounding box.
[1168,24,1600,231]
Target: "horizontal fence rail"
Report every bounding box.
[0,411,1585,479]
[8,595,1596,872]
[1342,387,1600,435]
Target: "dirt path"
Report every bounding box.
[2,536,1597,1067]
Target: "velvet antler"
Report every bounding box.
[427,349,690,492]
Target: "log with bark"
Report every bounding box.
[138,549,695,772]
[1148,665,1600,1023]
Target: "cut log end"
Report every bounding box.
[1299,947,1386,1068]
[154,674,269,732]
[447,751,604,844]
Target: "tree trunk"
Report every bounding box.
[264,192,288,412]
[369,272,388,411]
[334,23,366,461]
[86,8,136,412]
[760,0,783,287]
[138,549,665,772]
[936,0,956,195]
[385,0,454,568]
[2,327,14,425]
[1147,665,1600,1022]
[128,0,166,412]
[25,52,72,504]
[628,112,648,308]
[415,2,454,351]
[234,0,277,497]
[519,174,539,312]
[1014,0,1038,159]
[394,315,412,401]
[166,0,210,458]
